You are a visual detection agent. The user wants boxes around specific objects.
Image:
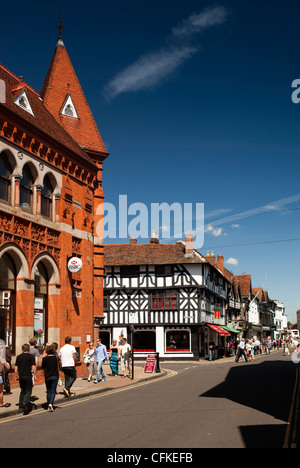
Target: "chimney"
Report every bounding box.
[185,233,194,257]
[217,255,224,268]
[150,230,159,244]
[205,250,216,265]
[130,238,137,244]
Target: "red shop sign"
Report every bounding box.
[144,354,157,373]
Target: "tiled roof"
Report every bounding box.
[252,288,263,302]
[41,40,108,156]
[0,64,91,162]
[104,240,206,266]
[232,274,252,298]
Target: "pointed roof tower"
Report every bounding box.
[41,17,108,161]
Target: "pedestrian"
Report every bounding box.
[120,337,132,378]
[59,336,77,398]
[109,339,120,376]
[266,340,272,355]
[236,338,248,363]
[94,338,108,384]
[83,342,96,382]
[2,347,12,395]
[15,343,36,414]
[42,344,60,412]
[248,340,256,361]
[0,342,11,408]
[29,338,40,369]
[208,340,216,362]
[283,341,290,356]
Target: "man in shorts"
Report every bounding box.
[120,338,131,378]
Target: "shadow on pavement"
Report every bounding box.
[199,359,296,447]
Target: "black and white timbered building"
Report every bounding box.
[100,233,231,360]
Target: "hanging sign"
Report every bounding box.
[67,257,83,273]
[144,354,157,373]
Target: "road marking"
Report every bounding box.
[0,369,177,425]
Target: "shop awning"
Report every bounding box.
[206,324,231,336]
[222,326,242,334]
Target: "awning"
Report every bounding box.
[206,324,231,336]
[222,326,242,334]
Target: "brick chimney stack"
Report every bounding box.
[185,233,194,257]
[150,230,159,244]
[217,255,224,268]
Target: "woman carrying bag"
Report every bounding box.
[42,344,60,412]
[83,342,96,382]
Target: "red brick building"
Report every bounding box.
[0,29,108,363]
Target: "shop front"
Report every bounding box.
[105,325,194,360]
[199,324,231,359]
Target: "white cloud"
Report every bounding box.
[205,225,224,237]
[212,227,223,237]
[231,224,240,229]
[226,257,239,266]
[171,6,228,40]
[103,46,196,99]
[102,5,228,100]
[202,193,300,231]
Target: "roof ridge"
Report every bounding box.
[0,64,40,96]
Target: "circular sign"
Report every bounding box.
[67,257,82,273]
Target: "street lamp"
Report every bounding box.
[129,323,134,380]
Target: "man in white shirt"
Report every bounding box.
[120,337,132,378]
[236,339,248,363]
[59,336,77,397]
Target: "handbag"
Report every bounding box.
[83,354,91,365]
[56,355,63,386]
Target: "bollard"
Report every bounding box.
[156,352,161,373]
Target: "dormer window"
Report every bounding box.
[13,90,35,116]
[64,104,74,116]
[60,94,78,118]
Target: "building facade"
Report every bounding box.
[0,30,108,360]
[103,234,231,360]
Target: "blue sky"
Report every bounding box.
[1,0,300,321]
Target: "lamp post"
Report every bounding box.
[129,323,134,380]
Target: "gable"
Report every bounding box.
[60,94,78,118]
[13,89,35,116]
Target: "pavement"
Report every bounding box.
[0,351,283,420]
[0,364,167,419]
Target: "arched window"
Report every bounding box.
[20,164,34,211]
[0,153,12,203]
[34,262,49,348]
[0,253,16,351]
[41,174,54,219]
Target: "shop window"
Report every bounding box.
[0,253,16,352]
[34,263,48,348]
[133,331,156,352]
[20,164,34,212]
[166,330,190,352]
[41,174,54,219]
[152,290,177,310]
[0,153,12,203]
[120,265,139,277]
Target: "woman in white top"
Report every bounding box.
[84,342,96,382]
